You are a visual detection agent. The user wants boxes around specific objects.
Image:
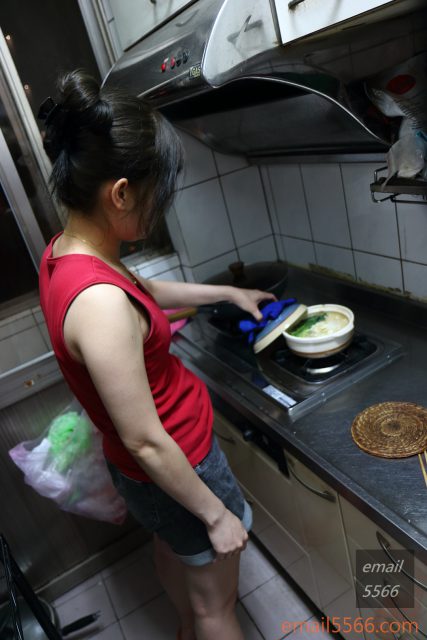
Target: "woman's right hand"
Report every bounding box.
[207,507,249,562]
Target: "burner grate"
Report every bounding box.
[271,333,377,383]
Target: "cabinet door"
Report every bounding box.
[104,0,192,50]
[213,412,305,545]
[274,0,395,45]
[243,486,320,606]
[340,497,427,624]
[286,454,355,623]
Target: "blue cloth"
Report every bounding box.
[238,298,297,344]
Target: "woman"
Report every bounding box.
[38,70,275,640]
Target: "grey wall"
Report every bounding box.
[167,131,427,302]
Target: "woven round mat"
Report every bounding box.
[351,402,427,458]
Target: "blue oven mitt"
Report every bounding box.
[238,298,297,344]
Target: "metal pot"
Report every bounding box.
[167,261,288,322]
[283,304,354,358]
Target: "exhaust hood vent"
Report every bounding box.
[103,0,426,159]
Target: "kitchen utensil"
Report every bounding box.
[201,260,288,319]
[282,304,354,358]
[351,402,427,458]
[418,451,427,487]
[167,261,288,323]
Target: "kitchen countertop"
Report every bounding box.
[172,266,427,562]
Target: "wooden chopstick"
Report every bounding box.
[418,451,427,488]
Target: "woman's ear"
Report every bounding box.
[110,178,130,211]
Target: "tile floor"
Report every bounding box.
[52,536,337,640]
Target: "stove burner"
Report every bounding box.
[271,333,378,383]
[305,354,345,375]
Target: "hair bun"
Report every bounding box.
[59,69,113,135]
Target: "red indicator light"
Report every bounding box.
[161,62,167,72]
[386,74,416,95]
[170,57,176,68]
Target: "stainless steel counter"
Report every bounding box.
[171,266,427,562]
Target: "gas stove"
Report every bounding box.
[174,312,403,423]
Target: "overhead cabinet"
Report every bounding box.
[101,0,193,51]
[274,0,416,45]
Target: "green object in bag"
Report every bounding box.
[47,411,92,473]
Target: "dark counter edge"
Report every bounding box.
[172,265,427,564]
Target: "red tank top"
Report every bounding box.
[39,233,213,482]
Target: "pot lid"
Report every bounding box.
[203,261,288,290]
[253,303,307,354]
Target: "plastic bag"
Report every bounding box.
[366,53,427,184]
[8,401,127,524]
[386,132,427,181]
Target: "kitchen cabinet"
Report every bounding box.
[102,0,193,51]
[285,453,362,640]
[340,497,427,640]
[213,411,319,605]
[213,412,304,544]
[274,0,399,46]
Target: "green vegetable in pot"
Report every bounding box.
[288,313,327,337]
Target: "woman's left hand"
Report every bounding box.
[231,288,277,322]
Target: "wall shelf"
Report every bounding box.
[371,166,427,205]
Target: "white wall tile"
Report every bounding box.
[0,327,48,373]
[414,27,427,54]
[177,130,217,188]
[149,267,184,282]
[164,206,190,265]
[352,36,414,78]
[182,265,196,283]
[301,165,351,247]
[260,166,280,235]
[402,261,427,301]
[214,151,249,175]
[314,243,355,279]
[32,306,44,324]
[268,165,311,240]
[277,238,286,261]
[39,322,52,349]
[134,252,181,279]
[174,179,235,265]
[221,167,272,246]
[238,236,278,263]
[354,252,403,293]
[341,164,400,258]
[0,310,35,341]
[191,250,239,282]
[281,237,315,269]
[397,199,427,265]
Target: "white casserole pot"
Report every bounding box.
[282,304,354,358]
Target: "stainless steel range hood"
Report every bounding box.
[103,0,426,159]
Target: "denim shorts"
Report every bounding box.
[106,435,253,566]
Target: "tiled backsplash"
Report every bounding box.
[167,131,427,302]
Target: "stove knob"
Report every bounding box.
[242,428,255,442]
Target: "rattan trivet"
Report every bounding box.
[351,402,427,458]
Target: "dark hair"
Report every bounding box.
[41,69,183,234]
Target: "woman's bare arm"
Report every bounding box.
[63,284,248,559]
[138,278,276,321]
